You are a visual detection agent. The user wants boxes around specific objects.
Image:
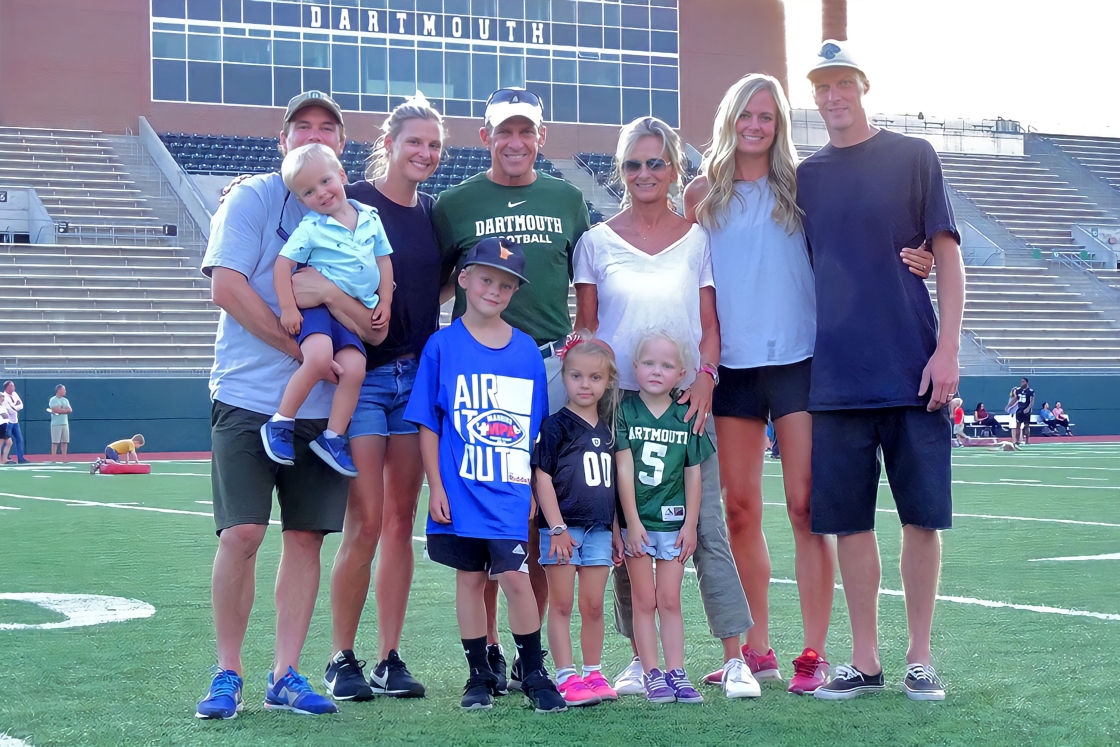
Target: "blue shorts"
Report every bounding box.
[538,524,613,567]
[350,358,418,438]
[621,528,682,561]
[104,446,120,461]
[811,406,953,535]
[296,305,364,355]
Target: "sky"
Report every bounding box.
[783,0,1120,136]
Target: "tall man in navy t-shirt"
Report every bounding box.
[796,41,966,702]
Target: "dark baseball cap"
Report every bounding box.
[283,90,345,128]
[463,237,529,284]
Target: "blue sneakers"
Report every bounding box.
[310,433,358,477]
[265,666,339,715]
[196,669,244,720]
[261,419,296,465]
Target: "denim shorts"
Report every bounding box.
[350,358,418,438]
[621,528,682,561]
[538,523,614,567]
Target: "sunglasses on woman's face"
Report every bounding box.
[621,158,669,175]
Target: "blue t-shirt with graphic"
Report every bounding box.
[405,319,549,541]
[796,129,959,411]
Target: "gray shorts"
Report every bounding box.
[209,400,348,535]
[51,424,70,444]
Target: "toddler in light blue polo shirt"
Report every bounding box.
[264,143,394,477]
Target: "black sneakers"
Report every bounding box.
[462,668,498,710]
[521,669,568,713]
[324,649,374,702]
[509,656,523,693]
[487,644,509,695]
[812,664,885,700]
[370,649,426,698]
[902,663,945,701]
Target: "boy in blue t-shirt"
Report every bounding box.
[262,143,394,477]
[404,237,566,713]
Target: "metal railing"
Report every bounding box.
[118,136,208,256]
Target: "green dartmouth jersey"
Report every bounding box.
[616,394,714,532]
[432,171,590,346]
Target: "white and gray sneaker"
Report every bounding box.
[612,656,645,696]
[813,664,885,700]
[902,663,945,701]
[721,658,761,699]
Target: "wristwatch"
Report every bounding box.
[550,524,568,536]
[698,363,720,386]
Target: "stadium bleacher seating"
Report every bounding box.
[1041,134,1120,195]
[159,135,564,197]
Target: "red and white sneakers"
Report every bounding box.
[743,646,783,682]
[788,648,830,694]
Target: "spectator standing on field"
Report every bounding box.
[48,384,72,462]
[3,381,27,464]
[1012,377,1035,445]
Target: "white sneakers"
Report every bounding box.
[721,658,761,698]
[612,656,645,696]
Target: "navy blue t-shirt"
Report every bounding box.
[346,181,457,371]
[532,408,616,528]
[796,130,959,410]
[1015,386,1034,414]
[404,319,549,541]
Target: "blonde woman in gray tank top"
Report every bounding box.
[683,74,935,694]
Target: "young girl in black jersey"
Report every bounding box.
[533,338,622,707]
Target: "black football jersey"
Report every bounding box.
[533,408,616,527]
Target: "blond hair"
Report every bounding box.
[132,434,145,447]
[562,340,621,441]
[280,143,343,192]
[365,92,446,180]
[613,116,685,210]
[632,329,693,375]
[694,74,803,234]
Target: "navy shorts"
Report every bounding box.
[104,446,120,461]
[426,533,530,576]
[297,305,364,355]
[350,358,418,438]
[811,406,952,535]
[712,358,812,422]
[1015,410,1032,425]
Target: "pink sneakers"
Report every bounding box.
[581,671,618,701]
[788,648,830,694]
[743,646,783,682]
[557,674,602,707]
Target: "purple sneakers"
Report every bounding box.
[665,669,704,704]
[643,668,676,704]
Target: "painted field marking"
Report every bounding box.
[1069,477,1108,481]
[761,501,1120,528]
[0,491,279,525]
[0,734,31,746]
[195,501,212,505]
[952,479,1120,491]
[32,476,49,479]
[0,593,155,631]
[0,506,19,511]
[1029,552,1120,562]
[999,478,1041,483]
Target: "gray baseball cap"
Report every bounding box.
[283,90,345,128]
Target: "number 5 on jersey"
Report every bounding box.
[638,442,666,486]
[583,451,613,487]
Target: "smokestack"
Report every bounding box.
[822,0,847,41]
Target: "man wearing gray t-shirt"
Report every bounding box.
[195,91,385,720]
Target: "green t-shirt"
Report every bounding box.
[48,396,70,426]
[432,171,591,345]
[615,394,714,532]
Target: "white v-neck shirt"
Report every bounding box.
[573,222,713,392]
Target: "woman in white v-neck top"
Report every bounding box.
[573,116,760,700]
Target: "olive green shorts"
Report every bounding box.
[209,400,348,535]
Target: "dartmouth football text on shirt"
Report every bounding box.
[432,172,590,345]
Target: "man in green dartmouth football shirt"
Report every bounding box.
[432,86,590,691]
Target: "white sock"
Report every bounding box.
[271,413,294,423]
[324,429,339,439]
[556,667,578,684]
[582,664,601,678]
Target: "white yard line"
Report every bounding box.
[759,502,1120,528]
[0,491,279,525]
[1029,552,1120,562]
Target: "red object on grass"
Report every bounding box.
[98,462,151,475]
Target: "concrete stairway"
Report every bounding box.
[0,126,173,246]
[551,158,620,219]
[1042,134,1120,195]
[0,242,216,373]
[930,265,1120,373]
[938,152,1120,257]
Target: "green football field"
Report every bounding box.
[2,443,1119,747]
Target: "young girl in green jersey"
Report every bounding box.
[616,330,713,704]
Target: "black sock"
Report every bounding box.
[512,629,544,674]
[462,636,489,675]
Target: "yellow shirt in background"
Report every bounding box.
[108,439,137,455]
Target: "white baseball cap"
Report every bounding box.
[807,39,865,78]
[484,88,544,128]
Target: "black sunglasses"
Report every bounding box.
[621,158,670,174]
[485,88,544,110]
